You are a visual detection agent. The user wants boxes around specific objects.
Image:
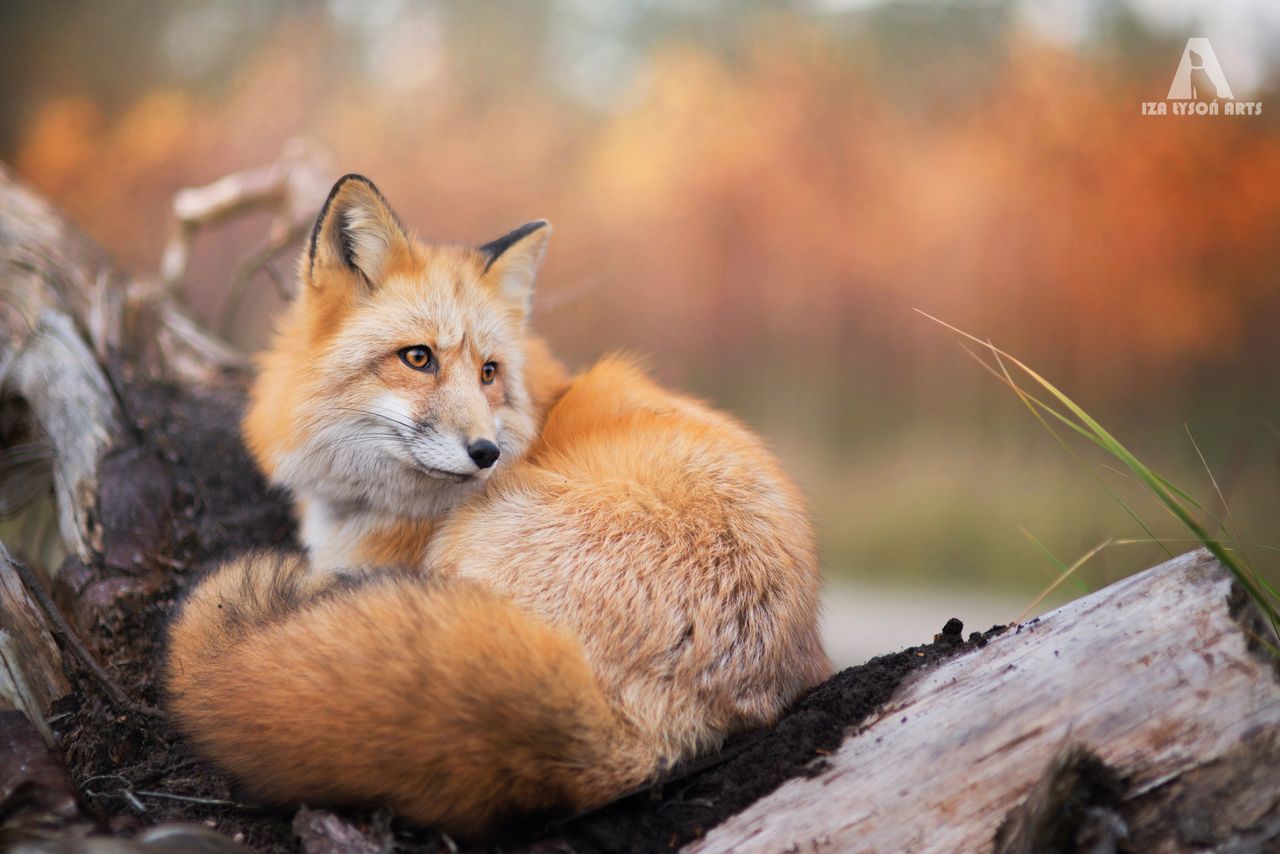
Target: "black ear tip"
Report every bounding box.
[328,173,381,200]
[523,220,552,240]
[308,174,379,273]
[335,172,375,187]
[478,220,552,271]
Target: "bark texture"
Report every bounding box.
[688,551,1280,854]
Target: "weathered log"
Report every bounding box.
[0,163,198,740]
[688,550,1280,853]
[0,543,69,743]
[0,710,92,844]
[0,163,243,568]
[0,161,299,849]
[0,542,89,840]
[0,160,244,407]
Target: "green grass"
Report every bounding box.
[918,309,1280,639]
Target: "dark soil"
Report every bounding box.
[49,376,1003,853]
[54,376,298,852]
[517,619,1003,854]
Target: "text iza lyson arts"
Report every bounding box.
[1141,38,1262,117]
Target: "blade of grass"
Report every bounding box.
[1008,363,1275,631]
[984,345,1172,558]
[961,345,1204,513]
[1111,537,1280,554]
[1097,463,1211,528]
[1016,539,1111,624]
[1184,424,1255,573]
[1018,526,1092,595]
[918,309,1280,637]
[1038,535,1280,602]
[1181,424,1277,629]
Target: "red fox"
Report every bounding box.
[166,175,830,836]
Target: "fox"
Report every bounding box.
[166,174,831,837]
[240,176,570,571]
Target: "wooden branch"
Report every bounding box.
[156,136,334,317]
[687,550,1280,853]
[3,549,161,721]
[0,163,246,387]
[0,709,93,840]
[4,312,126,561]
[0,543,69,744]
[0,164,249,568]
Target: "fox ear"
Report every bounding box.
[308,174,409,287]
[478,221,550,315]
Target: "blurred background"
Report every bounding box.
[3,0,1278,663]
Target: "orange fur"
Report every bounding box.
[168,555,652,836]
[429,356,830,762]
[167,175,830,837]
[350,516,437,567]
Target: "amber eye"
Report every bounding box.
[399,346,434,371]
[481,362,498,384]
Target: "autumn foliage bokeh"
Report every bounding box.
[5,2,1278,589]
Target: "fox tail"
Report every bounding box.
[165,553,655,836]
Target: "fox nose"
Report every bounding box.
[467,439,501,469]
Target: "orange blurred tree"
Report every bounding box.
[10,6,1280,412]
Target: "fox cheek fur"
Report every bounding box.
[240,174,557,569]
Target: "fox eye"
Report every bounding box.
[399,345,434,371]
[481,362,498,384]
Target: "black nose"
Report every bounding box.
[467,439,501,469]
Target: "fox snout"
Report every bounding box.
[405,425,502,481]
[467,439,501,469]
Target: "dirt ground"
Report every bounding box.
[47,377,1002,853]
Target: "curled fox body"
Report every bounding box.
[167,175,830,836]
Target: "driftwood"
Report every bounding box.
[0,543,68,743]
[0,162,261,845]
[158,138,333,335]
[0,160,1277,852]
[690,550,1280,853]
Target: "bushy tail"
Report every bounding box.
[166,553,656,837]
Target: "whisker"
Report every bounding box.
[330,405,421,434]
[344,403,418,425]
[334,410,414,431]
[336,434,403,448]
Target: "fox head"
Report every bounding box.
[244,174,553,521]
